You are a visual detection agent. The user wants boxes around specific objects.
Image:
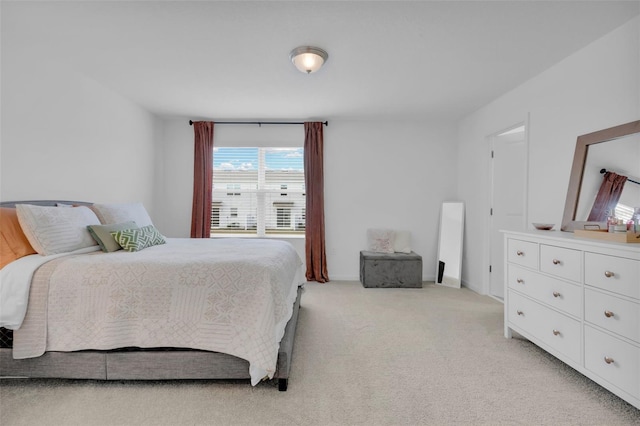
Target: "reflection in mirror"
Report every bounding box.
[436,202,464,288]
[575,135,640,223]
[561,120,640,232]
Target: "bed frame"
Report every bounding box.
[0,200,302,391]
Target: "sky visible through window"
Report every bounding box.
[213,147,303,171]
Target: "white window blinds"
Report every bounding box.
[212,147,305,236]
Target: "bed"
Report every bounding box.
[0,200,303,391]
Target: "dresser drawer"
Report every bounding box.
[508,265,581,318]
[584,252,640,300]
[585,288,639,343]
[507,239,538,269]
[539,244,581,282]
[585,325,640,398]
[508,290,581,363]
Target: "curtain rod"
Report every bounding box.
[600,168,640,185]
[188,120,328,127]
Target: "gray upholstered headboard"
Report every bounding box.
[0,200,93,208]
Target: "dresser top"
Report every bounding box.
[502,229,640,256]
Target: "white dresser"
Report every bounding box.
[503,230,640,409]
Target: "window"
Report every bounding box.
[615,203,634,223]
[277,208,291,228]
[211,203,220,228]
[212,147,305,236]
[226,184,241,196]
[296,208,306,231]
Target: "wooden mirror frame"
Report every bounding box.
[561,119,640,232]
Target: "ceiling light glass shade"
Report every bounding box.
[289,46,328,74]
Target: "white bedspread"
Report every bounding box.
[9,238,303,385]
[0,246,101,329]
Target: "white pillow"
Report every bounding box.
[16,204,100,255]
[367,228,396,254]
[92,202,153,226]
[393,230,412,254]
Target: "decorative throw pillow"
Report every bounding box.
[91,202,154,227]
[15,204,100,255]
[87,221,138,253]
[367,228,396,254]
[0,207,37,268]
[111,225,166,252]
[393,230,412,254]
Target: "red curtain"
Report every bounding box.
[587,171,627,222]
[190,121,215,238]
[304,122,329,283]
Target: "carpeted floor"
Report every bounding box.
[1,281,639,425]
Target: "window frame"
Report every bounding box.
[212,147,305,238]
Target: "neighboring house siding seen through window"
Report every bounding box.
[212,147,305,236]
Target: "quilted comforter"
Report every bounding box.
[12,238,303,385]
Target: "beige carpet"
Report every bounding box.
[1,281,639,425]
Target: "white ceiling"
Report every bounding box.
[4,1,639,122]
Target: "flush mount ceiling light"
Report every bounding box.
[289,46,328,74]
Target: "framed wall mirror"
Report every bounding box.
[561,120,640,232]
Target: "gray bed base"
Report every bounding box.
[0,286,301,391]
[0,200,302,391]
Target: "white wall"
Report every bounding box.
[323,120,457,280]
[457,16,640,294]
[0,52,159,216]
[157,119,458,281]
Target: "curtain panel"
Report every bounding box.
[304,122,329,283]
[587,171,627,222]
[191,121,215,238]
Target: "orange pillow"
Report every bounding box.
[0,207,37,268]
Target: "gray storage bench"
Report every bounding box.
[359,251,423,288]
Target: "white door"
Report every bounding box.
[489,125,528,300]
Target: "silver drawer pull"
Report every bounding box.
[604,310,614,318]
[552,329,561,336]
[516,250,524,256]
[604,356,614,365]
[516,310,524,316]
[604,271,614,278]
[552,259,561,265]
[552,291,561,298]
[516,278,524,284]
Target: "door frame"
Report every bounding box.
[483,116,530,300]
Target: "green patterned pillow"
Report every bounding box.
[111,225,166,252]
[88,221,138,252]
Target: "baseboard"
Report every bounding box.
[461,278,483,295]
